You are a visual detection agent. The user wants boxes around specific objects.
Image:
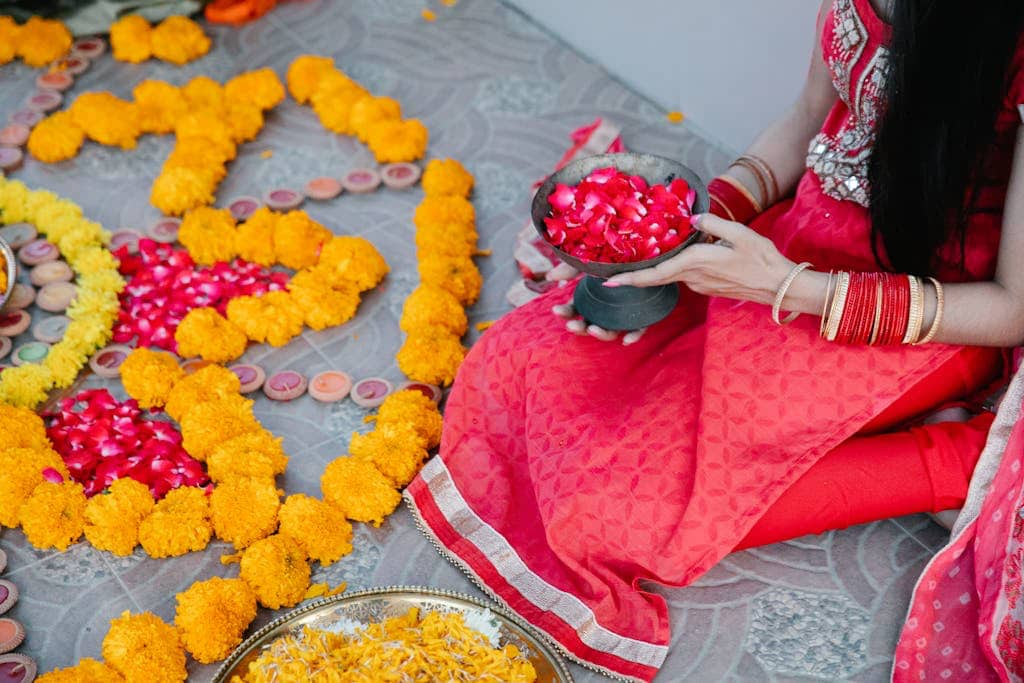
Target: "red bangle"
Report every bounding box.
[835,273,863,344]
[878,274,909,346]
[707,177,759,224]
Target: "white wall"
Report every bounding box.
[506,0,821,153]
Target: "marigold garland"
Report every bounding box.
[1,15,73,67]
[174,307,248,363]
[110,14,210,65]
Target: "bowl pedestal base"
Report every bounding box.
[573,276,679,331]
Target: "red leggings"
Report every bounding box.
[735,346,1004,550]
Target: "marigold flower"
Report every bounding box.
[413,194,475,231]
[35,658,124,683]
[224,67,285,110]
[19,480,87,551]
[83,477,154,556]
[350,424,428,487]
[210,477,280,549]
[15,17,72,67]
[163,364,240,422]
[0,17,17,65]
[366,118,429,163]
[376,389,444,449]
[311,84,370,135]
[163,148,227,183]
[110,14,152,63]
[206,430,289,482]
[239,534,311,609]
[118,348,182,409]
[272,210,331,270]
[287,269,361,331]
[27,111,85,163]
[286,55,337,104]
[350,95,402,142]
[396,329,467,387]
[0,402,51,450]
[180,395,260,461]
[175,108,234,149]
[422,158,474,198]
[178,206,238,265]
[175,307,248,363]
[234,206,279,265]
[137,486,212,558]
[69,92,141,149]
[399,284,468,336]
[414,221,479,259]
[150,166,218,216]
[150,15,211,65]
[180,74,224,109]
[277,494,353,566]
[226,292,304,347]
[417,254,482,306]
[132,80,187,134]
[226,100,265,143]
[174,577,258,664]
[321,456,401,526]
[102,611,187,683]
[0,447,69,527]
[316,236,390,291]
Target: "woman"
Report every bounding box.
[407,1,1024,680]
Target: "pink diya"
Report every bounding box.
[0,654,34,683]
[0,582,17,616]
[351,377,393,408]
[396,380,442,404]
[264,370,307,401]
[0,619,24,655]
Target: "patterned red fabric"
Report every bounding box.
[408,1,1024,680]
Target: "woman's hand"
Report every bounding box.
[547,263,649,345]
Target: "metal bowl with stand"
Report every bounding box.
[532,152,709,331]
[0,236,17,311]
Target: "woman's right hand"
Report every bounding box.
[547,263,647,345]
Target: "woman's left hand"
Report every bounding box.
[604,214,795,305]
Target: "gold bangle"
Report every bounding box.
[914,277,945,345]
[903,276,924,344]
[868,278,884,345]
[716,174,763,214]
[772,262,813,325]
[739,153,780,205]
[825,271,850,341]
[729,159,770,209]
[819,270,835,338]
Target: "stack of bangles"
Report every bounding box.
[707,153,779,223]
[774,264,946,345]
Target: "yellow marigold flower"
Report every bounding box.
[397,329,467,387]
[235,206,279,266]
[239,534,311,609]
[0,364,53,408]
[400,284,468,336]
[137,486,212,558]
[19,480,87,551]
[164,363,240,421]
[210,477,280,549]
[286,269,361,331]
[287,55,337,103]
[150,15,211,65]
[366,118,429,163]
[422,158,475,198]
[377,389,444,449]
[321,456,401,526]
[414,221,479,259]
[132,80,187,134]
[272,210,332,270]
[316,236,390,291]
[311,83,370,135]
[0,17,18,65]
[15,17,72,67]
[174,577,257,664]
[422,8,437,22]
[224,67,285,111]
[174,108,233,148]
[178,206,238,265]
[417,254,482,306]
[110,14,152,63]
[83,477,154,556]
[0,402,51,450]
[27,111,85,163]
[226,292,304,347]
[150,166,218,216]
[36,658,124,683]
[225,100,265,143]
[278,494,353,566]
[175,307,248,363]
[182,75,224,109]
[350,95,402,142]
[180,395,260,461]
[350,424,428,487]
[206,430,289,482]
[69,92,141,149]
[119,347,183,409]
[163,150,227,184]
[0,447,68,528]
[103,611,186,683]
[413,194,475,232]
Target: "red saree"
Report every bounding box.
[407,1,1024,680]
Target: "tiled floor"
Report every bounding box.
[0,1,943,680]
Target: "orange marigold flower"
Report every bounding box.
[417,254,483,306]
[350,95,402,142]
[174,108,234,148]
[225,100,265,143]
[174,577,257,664]
[181,75,225,110]
[178,206,238,265]
[110,14,152,63]
[286,55,337,104]
[311,83,370,136]
[226,292,304,347]
[69,92,140,149]
[0,17,18,65]
[376,389,444,449]
[278,494,353,566]
[0,447,68,527]
[413,194,475,231]
[150,166,219,216]
[414,221,479,259]
[102,611,187,683]
[224,67,285,111]
[120,347,184,409]
[19,480,87,551]
[316,236,390,291]
[239,534,311,609]
[399,284,468,336]
[164,363,241,422]
[350,423,428,487]
[137,486,212,558]
[175,307,248,363]
[235,206,280,266]
[321,456,401,526]
[422,8,437,22]
[83,477,154,556]
[0,402,51,450]
[36,658,124,683]
[422,158,475,198]
[287,269,361,331]
[210,477,280,549]
[15,17,72,67]
[150,15,211,65]
[180,395,260,461]
[27,111,85,163]
[396,328,467,387]
[206,430,289,482]
[272,210,332,270]
[366,118,429,163]
[133,80,187,134]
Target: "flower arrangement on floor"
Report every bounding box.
[0,177,124,409]
[109,14,211,65]
[0,15,72,67]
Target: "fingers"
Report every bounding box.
[621,327,647,345]
[586,325,618,342]
[691,213,750,245]
[551,303,575,319]
[604,249,696,288]
[546,262,579,282]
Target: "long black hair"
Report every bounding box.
[868,1,1024,275]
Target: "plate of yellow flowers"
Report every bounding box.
[215,586,574,683]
